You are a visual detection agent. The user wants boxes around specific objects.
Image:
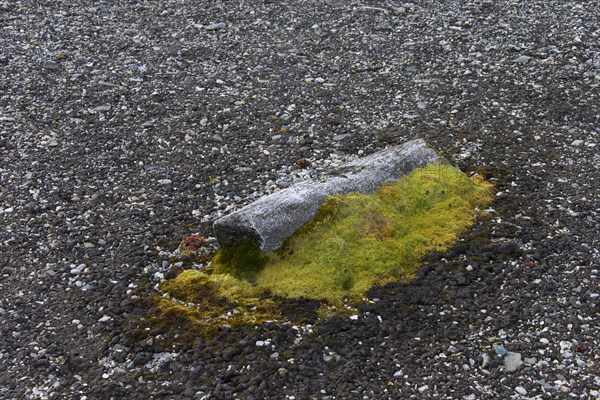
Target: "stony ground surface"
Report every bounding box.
[1,0,598,399]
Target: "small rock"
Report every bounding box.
[95,105,111,112]
[333,134,349,141]
[481,353,491,368]
[494,345,508,357]
[447,345,459,353]
[47,138,59,147]
[203,22,226,31]
[559,386,570,393]
[278,368,288,376]
[315,77,325,84]
[42,60,58,70]
[515,55,532,63]
[141,120,155,128]
[393,370,404,377]
[158,179,172,185]
[418,385,429,393]
[570,139,584,146]
[515,386,527,396]
[504,352,523,372]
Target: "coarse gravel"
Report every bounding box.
[0,1,598,399]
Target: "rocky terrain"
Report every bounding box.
[0,0,598,399]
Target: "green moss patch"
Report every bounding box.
[151,163,493,334]
[251,163,493,300]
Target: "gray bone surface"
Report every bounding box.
[213,139,444,252]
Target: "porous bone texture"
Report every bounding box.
[214,139,443,251]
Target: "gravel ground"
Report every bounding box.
[1,0,598,399]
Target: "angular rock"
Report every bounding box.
[503,352,523,372]
[213,139,443,252]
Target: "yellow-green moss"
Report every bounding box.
[208,163,493,301]
[252,164,493,300]
[212,242,268,281]
[156,163,493,332]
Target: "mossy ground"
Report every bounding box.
[155,163,493,330]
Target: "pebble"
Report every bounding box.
[494,344,508,357]
[515,55,532,63]
[203,22,226,31]
[515,386,527,395]
[47,138,59,147]
[158,179,172,185]
[481,353,491,367]
[570,139,584,146]
[393,369,404,377]
[42,60,58,70]
[315,77,325,84]
[95,105,111,112]
[503,352,523,372]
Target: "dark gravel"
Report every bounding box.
[1,1,598,399]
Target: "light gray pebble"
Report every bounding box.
[515,386,527,395]
[503,352,523,372]
[515,55,532,63]
[481,353,491,368]
[203,22,226,31]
